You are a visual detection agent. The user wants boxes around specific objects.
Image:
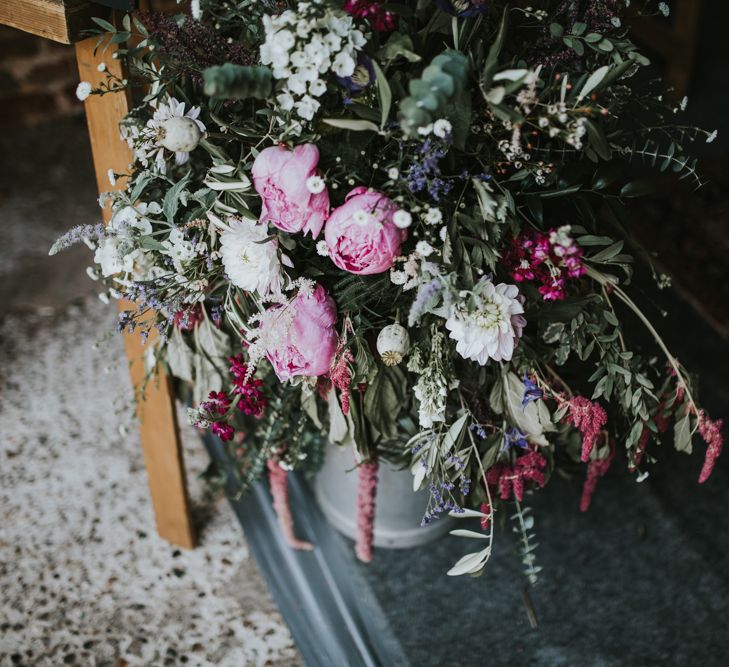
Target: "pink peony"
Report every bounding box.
[252,144,330,237]
[266,284,338,381]
[324,186,407,275]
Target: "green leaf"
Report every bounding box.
[577,65,609,100]
[363,364,405,439]
[620,180,656,198]
[673,411,693,453]
[166,328,194,384]
[195,316,232,361]
[481,7,509,91]
[163,172,191,224]
[447,548,490,576]
[572,22,588,36]
[442,413,469,454]
[577,234,614,246]
[499,370,554,445]
[327,388,355,447]
[203,64,273,100]
[585,119,612,160]
[371,59,392,129]
[322,118,380,132]
[91,17,116,32]
[376,31,421,63]
[590,240,624,262]
[549,23,564,37]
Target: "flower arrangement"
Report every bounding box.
[55,0,723,581]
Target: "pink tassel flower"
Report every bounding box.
[697,411,724,483]
[580,441,615,512]
[560,395,608,462]
[267,459,314,551]
[355,460,379,563]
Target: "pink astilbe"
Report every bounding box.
[267,459,314,551]
[343,1,397,31]
[560,395,608,462]
[697,411,724,483]
[355,460,379,563]
[580,441,615,511]
[486,449,547,502]
[329,347,355,415]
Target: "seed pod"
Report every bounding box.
[376,323,410,366]
[159,116,202,153]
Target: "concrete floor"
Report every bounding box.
[0,117,302,666]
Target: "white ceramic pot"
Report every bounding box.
[314,442,454,549]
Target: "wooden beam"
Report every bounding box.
[75,30,197,549]
[0,0,110,44]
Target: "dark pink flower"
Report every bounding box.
[503,226,586,301]
[229,354,267,417]
[343,0,397,31]
[201,390,231,416]
[211,421,235,441]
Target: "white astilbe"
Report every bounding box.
[260,1,367,121]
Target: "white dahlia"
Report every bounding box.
[445,280,526,364]
[219,218,288,297]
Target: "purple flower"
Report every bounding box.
[501,426,529,452]
[522,374,544,409]
[336,54,376,95]
[436,0,490,17]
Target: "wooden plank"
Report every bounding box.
[75,30,197,549]
[0,0,110,44]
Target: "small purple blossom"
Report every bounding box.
[501,426,529,452]
[436,0,489,17]
[522,374,544,409]
[336,54,376,95]
[405,136,453,202]
[49,223,104,255]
